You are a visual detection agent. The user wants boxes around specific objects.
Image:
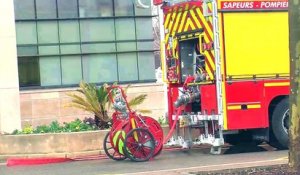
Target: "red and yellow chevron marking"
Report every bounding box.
[163,2,215,80]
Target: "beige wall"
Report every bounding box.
[20,83,166,128]
[0,1,166,132]
[0,0,21,133]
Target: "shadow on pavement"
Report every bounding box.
[223,143,268,154]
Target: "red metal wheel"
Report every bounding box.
[124,128,155,162]
[109,121,131,157]
[103,132,126,161]
[137,116,164,157]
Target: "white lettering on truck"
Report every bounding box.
[223,2,254,9]
[260,2,288,8]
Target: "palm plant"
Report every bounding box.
[123,84,151,114]
[66,81,150,129]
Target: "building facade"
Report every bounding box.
[15,0,156,88]
[0,0,165,133]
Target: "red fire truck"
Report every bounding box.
[154,0,289,153]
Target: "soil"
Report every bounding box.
[191,164,299,175]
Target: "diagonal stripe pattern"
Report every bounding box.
[164,3,216,80]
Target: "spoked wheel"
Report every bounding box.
[103,132,126,161]
[124,128,155,162]
[139,116,164,157]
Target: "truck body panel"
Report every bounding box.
[223,12,289,78]
[157,0,290,149]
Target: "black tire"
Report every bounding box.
[270,98,289,149]
[124,128,155,162]
[103,132,126,161]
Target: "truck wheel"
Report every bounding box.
[270,98,289,149]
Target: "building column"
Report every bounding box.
[0,0,21,133]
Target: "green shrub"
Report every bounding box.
[63,119,93,132]
[11,118,97,135]
[23,124,34,134]
[158,115,168,126]
[49,121,63,133]
[34,125,50,134]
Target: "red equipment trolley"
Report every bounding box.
[103,86,164,162]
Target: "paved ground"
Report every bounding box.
[0,144,288,175]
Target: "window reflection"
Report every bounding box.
[18,57,40,87]
[36,0,57,19]
[79,0,113,17]
[58,0,78,18]
[14,0,35,19]
[114,0,134,16]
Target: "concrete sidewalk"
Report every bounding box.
[126,157,288,175]
[0,147,289,175]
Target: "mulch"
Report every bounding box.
[191,164,299,175]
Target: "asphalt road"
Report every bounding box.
[0,144,288,175]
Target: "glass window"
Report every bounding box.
[136,18,153,39]
[38,46,60,55]
[17,46,38,56]
[57,0,78,18]
[117,42,136,52]
[115,19,136,40]
[61,56,82,85]
[82,54,118,83]
[59,21,80,43]
[18,57,40,87]
[37,21,59,44]
[134,0,151,16]
[81,43,116,53]
[60,45,81,54]
[39,57,61,86]
[118,53,138,81]
[14,0,35,19]
[169,0,188,4]
[36,0,57,19]
[16,22,37,44]
[80,19,115,42]
[79,0,113,17]
[138,52,155,80]
[137,41,154,51]
[114,0,134,16]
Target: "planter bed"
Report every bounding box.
[0,130,108,161]
[0,126,170,161]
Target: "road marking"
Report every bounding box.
[125,159,287,175]
[0,162,6,166]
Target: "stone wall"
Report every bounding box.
[20,83,166,128]
[0,130,107,160]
